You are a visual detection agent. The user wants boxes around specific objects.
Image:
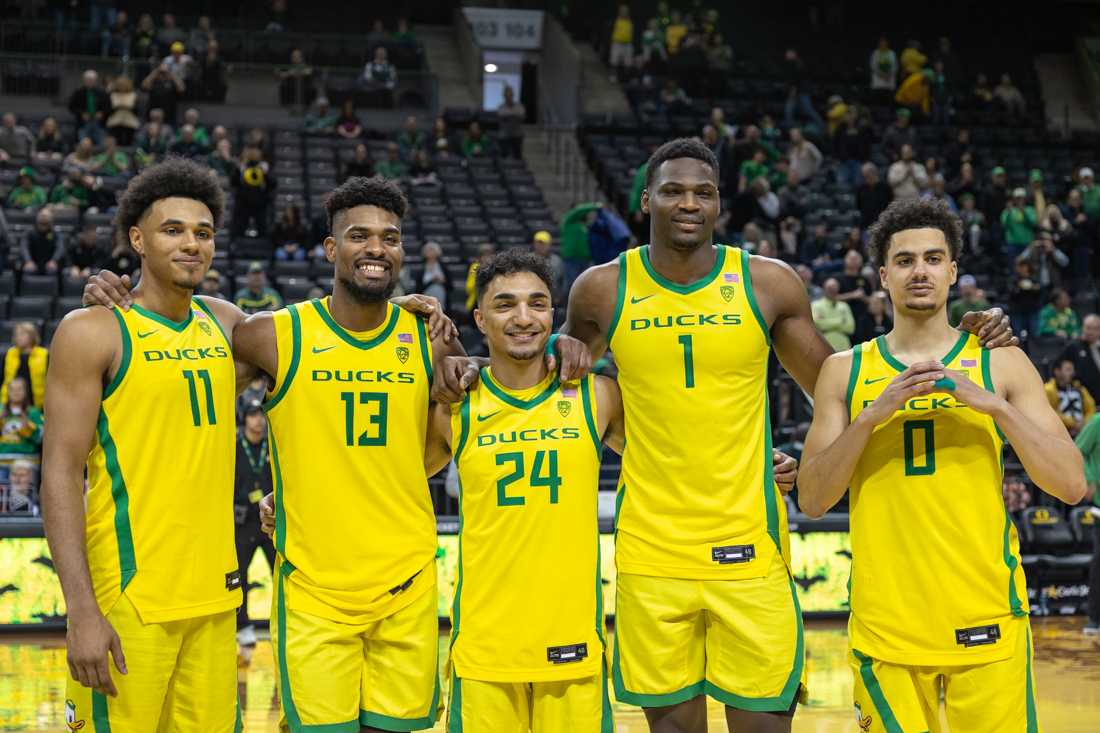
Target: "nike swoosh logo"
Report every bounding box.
[312,345,337,354]
[864,377,888,385]
[477,410,501,422]
[630,294,656,304]
[137,330,157,339]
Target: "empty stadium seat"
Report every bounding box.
[9,296,51,320]
[19,275,58,297]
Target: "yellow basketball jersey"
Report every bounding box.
[86,300,240,624]
[846,332,1029,665]
[608,244,786,579]
[265,298,436,624]
[449,369,604,682]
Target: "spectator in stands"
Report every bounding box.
[954,193,985,256]
[465,243,496,313]
[2,323,46,409]
[664,10,687,54]
[200,269,226,299]
[561,201,602,293]
[994,73,1027,117]
[265,0,290,32]
[929,60,951,124]
[430,115,451,150]
[530,230,565,302]
[367,18,389,47]
[102,10,130,58]
[396,116,427,161]
[887,143,928,201]
[189,16,215,57]
[6,168,45,211]
[131,13,158,61]
[108,235,137,278]
[1061,315,1100,403]
[89,136,130,177]
[1073,413,1100,635]
[812,277,855,350]
[376,143,408,180]
[922,174,957,213]
[1017,232,1067,308]
[0,114,34,162]
[1002,187,1038,259]
[180,109,210,148]
[418,241,452,313]
[342,144,374,182]
[462,121,491,158]
[947,274,991,326]
[856,163,892,229]
[68,70,110,145]
[360,47,397,94]
[163,41,194,83]
[640,18,668,66]
[393,17,416,44]
[143,62,185,125]
[948,160,979,202]
[104,76,139,147]
[833,107,873,187]
[881,108,917,160]
[49,169,93,213]
[304,97,338,134]
[658,79,690,114]
[786,127,822,182]
[1077,167,1100,219]
[608,4,635,80]
[738,148,769,193]
[895,68,932,116]
[701,125,726,169]
[1039,288,1081,339]
[278,48,314,107]
[335,101,363,140]
[20,208,63,274]
[135,120,171,164]
[235,262,283,314]
[409,149,438,186]
[782,48,824,130]
[156,13,186,52]
[794,263,821,301]
[66,224,108,278]
[854,290,892,344]
[824,95,848,138]
[33,118,64,164]
[232,147,275,237]
[944,128,976,178]
[899,39,926,76]
[272,204,308,262]
[169,125,207,159]
[196,39,228,103]
[869,37,898,94]
[497,86,526,159]
[62,137,96,177]
[836,249,873,322]
[2,459,39,516]
[1046,357,1095,435]
[972,73,994,108]
[706,33,733,75]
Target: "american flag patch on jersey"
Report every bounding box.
[724,273,739,283]
[960,358,977,367]
[195,310,207,319]
[397,333,413,343]
[561,386,577,398]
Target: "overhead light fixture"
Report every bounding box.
[484,63,498,73]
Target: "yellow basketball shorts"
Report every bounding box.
[446,666,613,733]
[272,563,441,732]
[612,554,807,712]
[65,593,240,732]
[850,620,1040,733]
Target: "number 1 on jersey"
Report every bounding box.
[182,369,216,426]
[678,335,695,389]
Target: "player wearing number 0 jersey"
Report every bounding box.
[422,250,625,733]
[800,199,1086,733]
[43,159,242,731]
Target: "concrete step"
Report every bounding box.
[576,43,631,118]
[419,24,478,111]
[523,126,603,221]
[1036,53,1097,132]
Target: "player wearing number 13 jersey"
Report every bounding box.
[800,199,1086,733]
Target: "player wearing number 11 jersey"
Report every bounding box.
[799,199,1085,732]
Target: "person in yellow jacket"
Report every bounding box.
[896,69,932,116]
[2,321,48,407]
[1045,357,1096,436]
[899,40,927,76]
[465,242,496,314]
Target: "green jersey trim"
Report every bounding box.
[852,649,905,733]
[639,244,726,295]
[606,252,628,345]
[741,248,772,346]
[131,302,194,332]
[193,297,231,348]
[875,330,968,372]
[845,343,863,417]
[453,395,471,465]
[415,316,433,386]
[580,376,602,458]
[263,305,301,411]
[312,298,400,350]
[103,308,132,400]
[479,368,560,410]
[96,409,136,593]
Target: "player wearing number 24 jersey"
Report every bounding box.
[800,198,1085,733]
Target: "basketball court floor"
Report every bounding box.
[2,617,1096,732]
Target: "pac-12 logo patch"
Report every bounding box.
[854,702,872,731]
[395,346,410,364]
[720,285,735,302]
[65,699,86,730]
[198,320,212,337]
[557,400,571,417]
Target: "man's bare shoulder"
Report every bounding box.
[195,294,246,330]
[51,306,121,365]
[56,304,120,337]
[817,348,856,392]
[571,259,620,299]
[986,345,1034,388]
[745,253,802,291]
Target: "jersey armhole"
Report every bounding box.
[580,375,602,458]
[415,315,433,387]
[102,308,132,400]
[605,251,629,346]
[452,393,472,466]
[740,248,772,346]
[264,305,301,411]
[193,297,231,349]
[844,344,863,419]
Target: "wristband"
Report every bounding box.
[545,333,560,358]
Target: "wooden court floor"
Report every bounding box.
[1,617,1097,732]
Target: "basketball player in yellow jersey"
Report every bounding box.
[799,198,1086,733]
[420,249,624,732]
[42,158,246,731]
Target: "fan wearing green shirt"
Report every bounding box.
[1038,288,1081,338]
[1000,187,1037,258]
[947,273,990,326]
[233,261,284,314]
[90,136,132,177]
[560,200,602,294]
[738,148,770,192]
[6,167,46,210]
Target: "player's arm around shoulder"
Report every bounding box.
[562,259,620,361]
[594,374,625,455]
[798,349,858,517]
[984,345,1087,504]
[423,401,454,477]
[747,254,834,396]
[195,295,261,392]
[231,309,278,385]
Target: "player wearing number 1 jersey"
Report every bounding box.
[43,159,243,731]
[799,199,1085,733]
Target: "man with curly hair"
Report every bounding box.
[799,198,1085,732]
[42,157,244,730]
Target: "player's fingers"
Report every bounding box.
[110,632,127,675]
[458,364,479,390]
[67,656,80,684]
[446,317,459,344]
[119,274,133,309]
[92,658,116,697]
[984,315,1014,348]
[73,662,92,688]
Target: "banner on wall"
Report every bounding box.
[462,7,544,50]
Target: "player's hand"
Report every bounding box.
[66,610,126,697]
[938,369,1004,416]
[545,334,592,382]
[859,361,945,427]
[82,270,133,310]
[432,355,480,404]
[773,449,798,494]
[959,308,1017,349]
[259,492,275,537]
[389,294,458,343]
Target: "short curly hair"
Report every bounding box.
[867,198,962,266]
[644,137,720,188]
[475,248,555,304]
[113,156,225,249]
[324,175,408,231]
